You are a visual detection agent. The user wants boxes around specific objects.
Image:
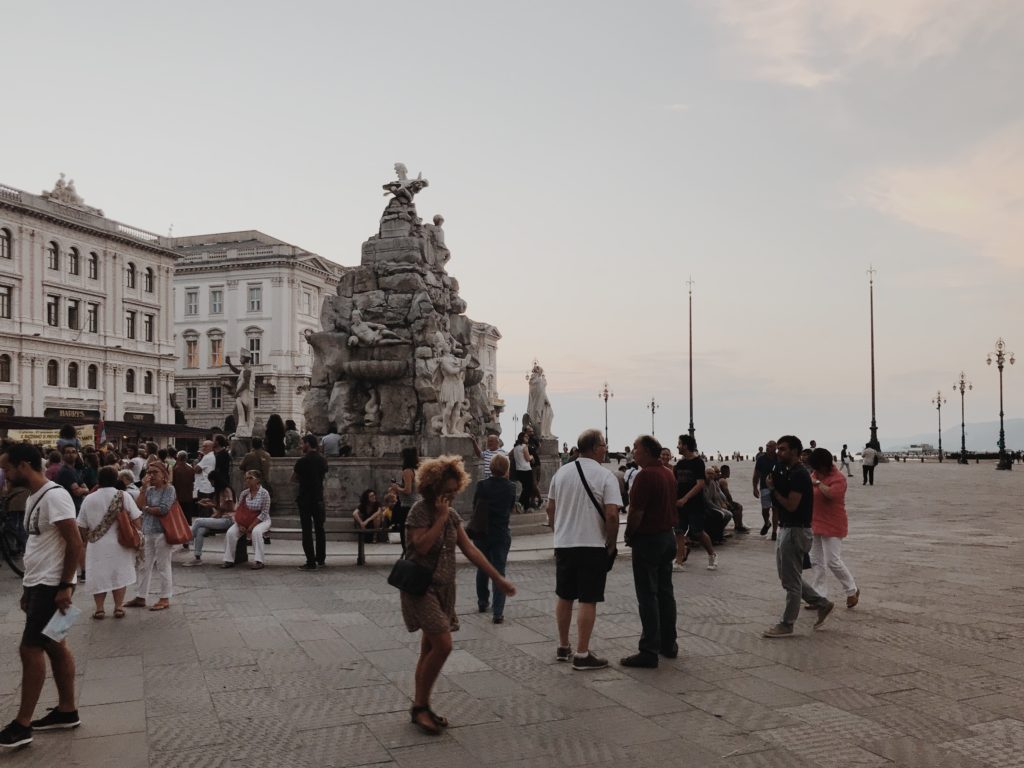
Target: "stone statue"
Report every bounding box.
[382,162,429,203]
[364,387,381,427]
[438,349,468,436]
[226,352,255,437]
[527,362,554,437]
[424,214,450,265]
[348,309,405,347]
[42,173,104,216]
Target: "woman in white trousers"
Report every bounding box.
[126,462,176,611]
[808,449,859,608]
[223,470,272,570]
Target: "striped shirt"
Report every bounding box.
[480,449,506,479]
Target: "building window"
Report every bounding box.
[247,285,262,312]
[88,252,99,279]
[68,247,80,276]
[67,299,80,331]
[46,296,59,327]
[125,310,136,339]
[144,267,154,293]
[209,337,223,367]
[248,336,262,365]
[303,291,313,315]
[0,286,11,319]
[0,228,10,260]
[46,359,58,386]
[47,242,59,270]
[210,386,222,409]
[0,354,10,382]
[185,338,198,368]
[86,303,98,333]
[144,371,153,394]
[126,262,136,289]
[143,313,154,343]
[126,369,135,393]
[185,289,198,316]
[67,362,79,388]
[185,386,197,409]
[87,364,98,389]
[210,288,223,314]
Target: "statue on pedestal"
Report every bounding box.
[348,309,405,347]
[438,348,468,436]
[527,362,554,438]
[226,352,255,437]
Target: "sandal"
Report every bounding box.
[250,562,265,570]
[427,707,449,728]
[409,705,441,735]
[125,598,146,608]
[113,608,126,619]
[149,601,170,611]
[92,610,105,620]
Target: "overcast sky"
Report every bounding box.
[4,1,1023,455]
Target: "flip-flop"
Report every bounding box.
[149,602,170,611]
[113,608,126,619]
[92,610,105,620]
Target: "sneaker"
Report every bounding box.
[182,557,202,567]
[735,526,751,534]
[620,653,658,668]
[298,563,318,571]
[846,589,860,609]
[814,601,835,630]
[0,720,31,748]
[572,651,609,671]
[762,623,794,639]
[30,707,80,731]
[478,603,489,613]
[707,553,718,570]
[492,616,504,625]
[220,562,235,569]
[672,562,686,572]
[759,523,770,537]
[556,645,573,663]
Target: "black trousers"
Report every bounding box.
[862,465,875,485]
[298,498,326,565]
[516,470,535,508]
[629,531,678,657]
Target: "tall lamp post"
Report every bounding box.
[687,277,695,439]
[932,390,946,462]
[598,382,613,448]
[987,338,1015,470]
[647,396,659,436]
[953,372,972,464]
[867,266,880,450]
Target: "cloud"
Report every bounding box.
[709,0,1019,88]
[858,124,1024,267]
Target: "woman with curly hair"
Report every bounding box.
[402,455,515,735]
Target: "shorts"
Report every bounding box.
[21,584,69,648]
[555,547,608,603]
[759,488,772,509]
[685,506,706,537]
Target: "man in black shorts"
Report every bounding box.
[0,443,83,749]
[674,435,718,571]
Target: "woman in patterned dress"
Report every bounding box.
[402,455,515,735]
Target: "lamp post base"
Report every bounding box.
[996,456,1014,471]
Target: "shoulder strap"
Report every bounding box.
[574,460,605,522]
[25,485,59,536]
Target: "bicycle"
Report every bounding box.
[1,509,25,578]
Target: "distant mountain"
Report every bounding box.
[887,419,1024,453]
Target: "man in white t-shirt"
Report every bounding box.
[124,445,146,483]
[193,440,216,506]
[546,428,620,671]
[0,443,83,749]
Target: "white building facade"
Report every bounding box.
[170,231,342,433]
[0,178,176,429]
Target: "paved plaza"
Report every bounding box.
[2,461,1023,767]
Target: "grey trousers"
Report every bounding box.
[776,526,828,625]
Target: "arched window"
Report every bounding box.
[144,267,154,293]
[46,359,59,386]
[0,228,11,260]
[144,371,153,394]
[68,247,80,276]
[125,369,135,393]
[126,262,136,289]
[87,364,98,389]
[88,252,99,280]
[67,362,79,388]
[47,241,59,270]
[0,354,10,382]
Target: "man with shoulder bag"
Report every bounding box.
[546,429,620,671]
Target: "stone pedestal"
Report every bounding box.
[230,436,252,460]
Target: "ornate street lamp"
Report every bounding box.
[647,396,659,436]
[597,383,613,448]
[687,276,695,439]
[987,338,1015,470]
[953,372,972,464]
[867,266,880,450]
[932,390,946,462]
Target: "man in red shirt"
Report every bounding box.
[621,435,678,668]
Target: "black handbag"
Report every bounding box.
[387,520,447,596]
[574,461,617,572]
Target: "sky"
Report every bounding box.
[3,1,1023,455]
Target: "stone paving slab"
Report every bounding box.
[2,462,1024,766]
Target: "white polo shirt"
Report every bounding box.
[549,458,620,548]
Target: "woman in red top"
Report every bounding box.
[808,448,860,608]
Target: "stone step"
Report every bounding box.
[262,509,551,541]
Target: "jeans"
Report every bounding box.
[191,516,233,559]
[299,498,326,565]
[474,531,511,617]
[136,534,173,601]
[224,520,272,564]
[775,527,827,625]
[629,531,677,657]
[862,465,875,485]
[807,534,857,599]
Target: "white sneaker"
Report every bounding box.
[707,553,718,570]
[672,561,686,572]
